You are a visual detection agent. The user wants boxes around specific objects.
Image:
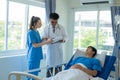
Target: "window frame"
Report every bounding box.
[0,0,45,56]
[73,4,113,53]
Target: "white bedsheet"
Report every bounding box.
[43,64,103,80]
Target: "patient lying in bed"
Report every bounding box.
[44,46,103,80]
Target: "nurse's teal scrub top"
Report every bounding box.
[27,29,43,62]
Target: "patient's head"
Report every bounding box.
[85,46,97,58]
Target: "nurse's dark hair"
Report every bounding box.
[88,46,97,57]
[49,13,59,20]
[29,16,41,30]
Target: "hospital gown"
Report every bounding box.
[70,57,102,71]
[27,30,43,76]
[44,57,102,80]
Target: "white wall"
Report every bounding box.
[56,0,74,62]
[0,54,47,80]
[0,55,27,80]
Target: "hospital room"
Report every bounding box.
[0,0,120,80]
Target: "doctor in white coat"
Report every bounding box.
[42,13,67,77]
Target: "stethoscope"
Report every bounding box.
[47,24,61,38]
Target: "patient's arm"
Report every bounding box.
[70,64,97,76]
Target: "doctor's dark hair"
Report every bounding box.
[88,46,97,57]
[29,16,41,30]
[49,13,59,20]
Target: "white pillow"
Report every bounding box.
[95,53,106,67]
[73,49,106,67]
[73,49,86,59]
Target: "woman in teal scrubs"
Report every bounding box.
[26,16,52,78]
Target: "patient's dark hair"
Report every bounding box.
[49,13,59,20]
[88,46,97,57]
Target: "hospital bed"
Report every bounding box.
[8,50,116,80]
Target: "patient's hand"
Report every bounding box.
[70,64,98,76]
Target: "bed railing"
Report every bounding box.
[8,63,67,80]
[8,71,41,80]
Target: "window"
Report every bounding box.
[74,11,97,49]
[29,5,46,34]
[0,0,45,53]
[74,10,113,55]
[0,0,6,51]
[98,11,114,54]
[8,1,26,50]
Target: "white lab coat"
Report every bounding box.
[42,23,67,67]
